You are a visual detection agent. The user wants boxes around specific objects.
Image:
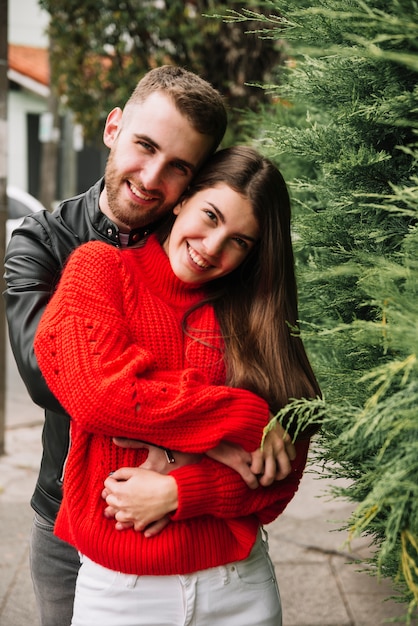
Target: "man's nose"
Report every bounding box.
[141,158,165,189]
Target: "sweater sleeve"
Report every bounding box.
[170,439,310,525]
[34,242,270,454]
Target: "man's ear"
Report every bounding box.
[173,198,186,216]
[103,108,123,148]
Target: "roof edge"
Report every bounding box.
[8,68,50,98]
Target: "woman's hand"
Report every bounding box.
[103,441,202,536]
[103,467,178,536]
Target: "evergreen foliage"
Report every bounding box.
[225,0,418,618]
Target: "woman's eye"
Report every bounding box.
[204,210,217,222]
[234,238,248,249]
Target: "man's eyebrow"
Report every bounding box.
[133,134,197,173]
[207,202,258,243]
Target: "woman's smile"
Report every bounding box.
[187,243,212,270]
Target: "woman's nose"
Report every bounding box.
[203,234,224,258]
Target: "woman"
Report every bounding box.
[34,146,320,626]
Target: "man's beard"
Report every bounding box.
[104,153,167,230]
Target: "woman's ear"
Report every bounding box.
[103,108,123,148]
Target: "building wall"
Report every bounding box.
[8,0,49,47]
[8,0,106,201]
[8,0,49,191]
[8,88,46,191]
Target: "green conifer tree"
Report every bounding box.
[222,0,418,617]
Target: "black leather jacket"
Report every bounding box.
[4,179,156,523]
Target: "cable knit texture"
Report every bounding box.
[34,235,309,575]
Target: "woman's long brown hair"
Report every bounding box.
[162,146,321,436]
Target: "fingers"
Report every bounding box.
[103,504,117,519]
[104,504,135,531]
[206,442,252,468]
[113,437,150,449]
[258,454,278,486]
[250,426,295,486]
[258,451,291,486]
[271,422,296,460]
[143,516,171,537]
[284,433,296,461]
[104,467,137,487]
[115,520,134,530]
[107,510,170,534]
[250,449,264,477]
[235,464,259,490]
[207,442,259,488]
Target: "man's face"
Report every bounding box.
[100,92,214,232]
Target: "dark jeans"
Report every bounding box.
[30,513,80,626]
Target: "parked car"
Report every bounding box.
[6,185,46,243]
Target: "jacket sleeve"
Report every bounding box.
[34,242,270,454]
[4,214,73,414]
[170,438,310,525]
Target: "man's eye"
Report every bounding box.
[139,141,154,152]
[172,162,188,175]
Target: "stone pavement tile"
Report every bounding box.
[276,562,352,626]
[0,503,39,626]
[0,425,42,502]
[269,512,369,562]
[267,526,328,564]
[332,557,416,626]
[345,589,414,626]
[266,482,416,626]
[267,518,353,626]
[0,425,40,625]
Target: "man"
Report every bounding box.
[4,65,227,626]
[4,65,294,626]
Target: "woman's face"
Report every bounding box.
[166,183,259,285]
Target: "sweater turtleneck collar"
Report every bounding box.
[131,234,208,308]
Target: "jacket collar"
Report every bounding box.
[87,178,164,247]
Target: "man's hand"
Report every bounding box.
[251,421,296,486]
[206,420,296,489]
[112,438,202,474]
[103,467,178,536]
[206,442,258,489]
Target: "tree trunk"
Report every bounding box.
[0,0,8,455]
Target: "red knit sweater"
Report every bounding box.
[34,235,309,575]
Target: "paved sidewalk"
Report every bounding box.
[0,347,416,625]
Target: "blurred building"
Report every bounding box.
[7,0,106,205]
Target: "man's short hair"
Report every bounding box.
[126,65,227,153]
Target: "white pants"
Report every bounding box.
[71,531,282,626]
